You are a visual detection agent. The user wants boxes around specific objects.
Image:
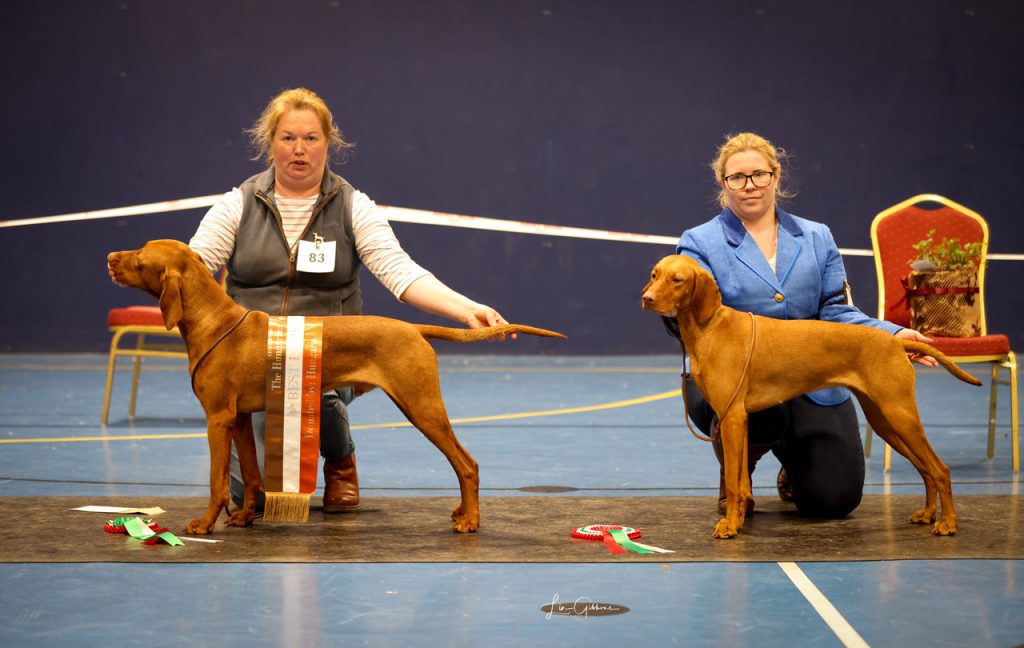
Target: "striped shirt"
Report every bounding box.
[188,186,432,299]
[274,194,318,247]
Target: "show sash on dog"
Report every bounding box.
[264,316,324,522]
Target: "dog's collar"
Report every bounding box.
[189,309,253,397]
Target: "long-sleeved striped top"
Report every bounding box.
[188,186,431,300]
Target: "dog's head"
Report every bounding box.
[641,254,722,325]
[107,239,205,330]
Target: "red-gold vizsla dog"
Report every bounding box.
[641,254,980,539]
[108,239,565,535]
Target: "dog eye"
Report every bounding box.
[671,276,683,283]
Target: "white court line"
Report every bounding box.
[2,196,1022,260]
[778,562,870,648]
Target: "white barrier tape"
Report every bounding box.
[2,196,1022,260]
[0,195,222,228]
[377,205,677,245]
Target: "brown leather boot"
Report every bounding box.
[323,453,360,513]
[777,467,794,502]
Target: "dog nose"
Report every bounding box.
[641,292,653,308]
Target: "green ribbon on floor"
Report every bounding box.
[607,528,656,554]
[122,516,184,547]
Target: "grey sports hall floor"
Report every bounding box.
[0,353,1021,647]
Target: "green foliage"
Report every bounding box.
[910,229,982,271]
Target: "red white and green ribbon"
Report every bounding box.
[265,316,324,495]
[572,524,674,555]
[105,516,183,546]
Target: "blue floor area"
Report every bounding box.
[0,353,1021,647]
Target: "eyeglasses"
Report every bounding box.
[723,170,774,190]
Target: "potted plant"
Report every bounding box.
[905,229,983,337]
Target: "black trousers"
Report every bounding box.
[684,375,865,518]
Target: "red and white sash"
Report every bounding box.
[265,316,323,497]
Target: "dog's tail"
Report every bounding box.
[413,323,566,343]
[900,340,983,386]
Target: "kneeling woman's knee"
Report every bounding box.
[794,485,862,519]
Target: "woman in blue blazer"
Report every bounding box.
[677,132,934,518]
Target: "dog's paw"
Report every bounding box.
[712,518,739,539]
[184,518,214,535]
[226,510,255,527]
[932,517,957,536]
[451,506,479,533]
[452,519,479,533]
[909,507,937,525]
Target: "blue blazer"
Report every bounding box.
[677,207,902,406]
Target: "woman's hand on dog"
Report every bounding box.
[896,328,939,367]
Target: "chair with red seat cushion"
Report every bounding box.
[865,193,1018,471]
[101,305,188,424]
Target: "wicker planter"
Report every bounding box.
[906,267,981,337]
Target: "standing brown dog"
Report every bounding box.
[641,254,979,539]
[107,239,565,535]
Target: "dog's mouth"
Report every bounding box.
[108,256,127,283]
[641,300,678,317]
[108,253,143,287]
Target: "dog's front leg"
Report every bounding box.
[226,413,261,528]
[713,410,752,539]
[185,413,234,534]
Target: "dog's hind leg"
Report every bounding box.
[377,359,480,533]
[858,396,957,535]
[226,413,261,528]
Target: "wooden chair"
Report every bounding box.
[101,306,187,425]
[864,193,1018,471]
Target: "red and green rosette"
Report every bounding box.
[104,516,184,546]
[571,524,674,555]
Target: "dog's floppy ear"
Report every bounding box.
[690,265,722,326]
[158,269,185,330]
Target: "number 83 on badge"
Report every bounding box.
[296,234,336,273]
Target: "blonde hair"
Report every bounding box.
[711,132,792,208]
[247,88,354,165]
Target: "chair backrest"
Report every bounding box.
[870,193,989,333]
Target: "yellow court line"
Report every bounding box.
[0,432,209,444]
[0,389,681,444]
[355,388,682,429]
[0,363,677,374]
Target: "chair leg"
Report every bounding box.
[101,329,127,425]
[1007,352,1019,472]
[988,362,999,460]
[866,423,893,472]
[128,333,145,419]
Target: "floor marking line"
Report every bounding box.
[0,389,682,443]
[0,432,209,444]
[778,562,870,648]
[0,362,679,374]
[353,389,682,429]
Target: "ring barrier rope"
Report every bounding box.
[5,196,1022,260]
